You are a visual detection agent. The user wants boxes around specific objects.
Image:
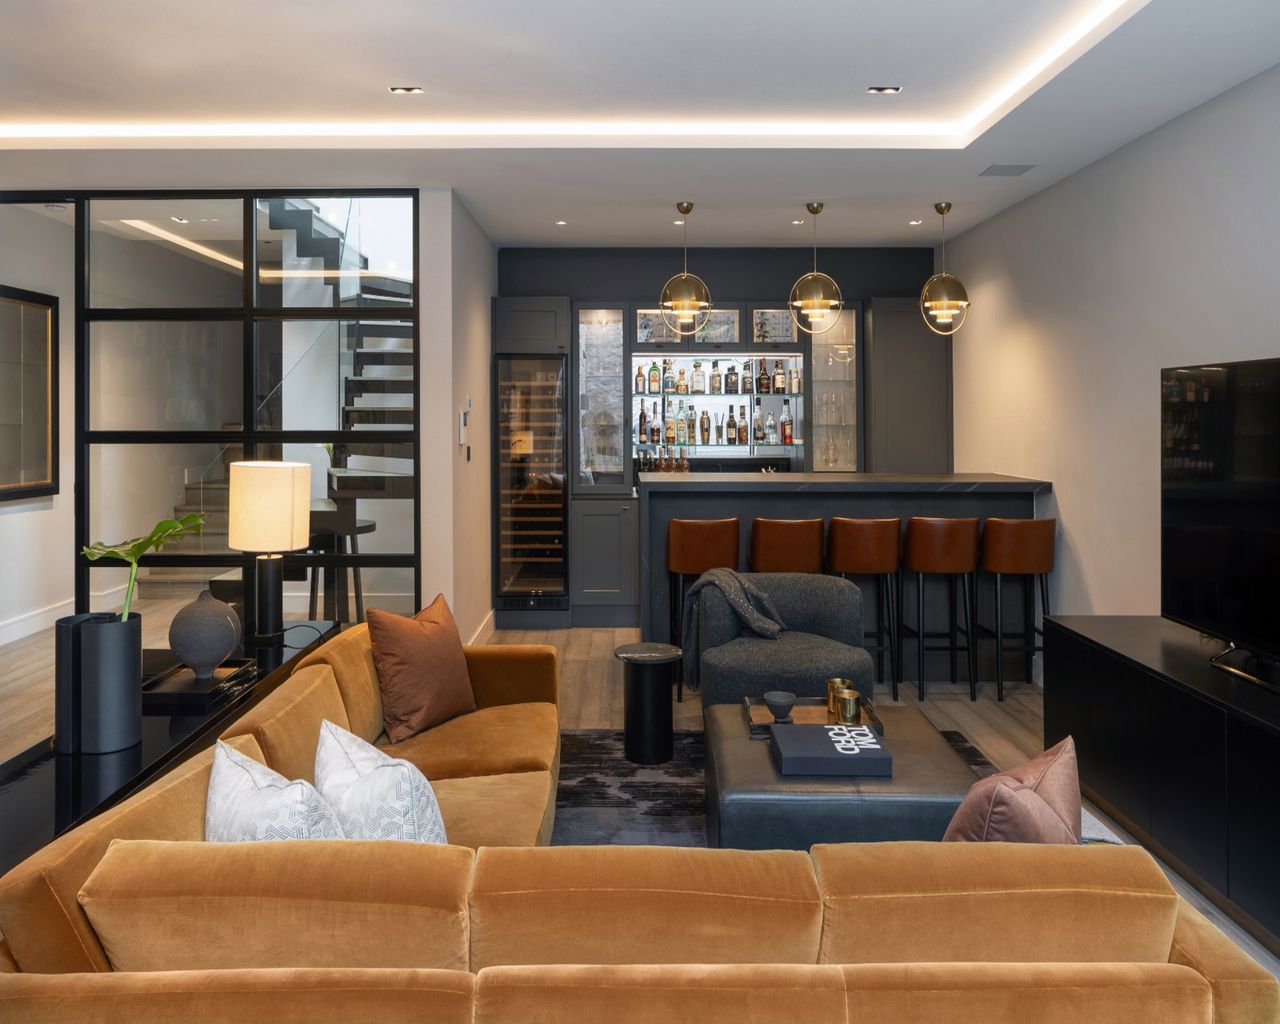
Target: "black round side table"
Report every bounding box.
[614,642,682,765]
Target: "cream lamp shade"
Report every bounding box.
[227,461,311,553]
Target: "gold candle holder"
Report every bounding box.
[834,687,860,725]
[826,678,853,715]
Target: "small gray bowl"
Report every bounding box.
[763,690,797,724]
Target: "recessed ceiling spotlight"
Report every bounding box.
[554,220,567,226]
[673,219,685,225]
[388,86,423,94]
[909,219,923,225]
[792,219,804,225]
[170,216,189,223]
[198,217,219,223]
[866,86,903,94]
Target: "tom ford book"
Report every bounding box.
[769,724,894,777]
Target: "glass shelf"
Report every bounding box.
[632,392,805,400]
[633,442,804,450]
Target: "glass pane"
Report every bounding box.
[497,356,567,600]
[0,290,54,492]
[255,197,412,310]
[254,319,413,431]
[752,308,797,345]
[811,313,857,471]
[90,566,246,647]
[577,308,624,487]
[90,321,242,431]
[694,308,739,345]
[635,308,680,346]
[89,199,243,308]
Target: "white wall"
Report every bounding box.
[949,63,1280,616]
[450,194,498,643]
[0,206,75,643]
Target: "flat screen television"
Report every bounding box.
[1162,357,1280,683]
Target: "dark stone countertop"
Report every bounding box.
[638,472,1052,494]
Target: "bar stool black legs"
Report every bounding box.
[980,517,1057,701]
[905,570,978,702]
[991,572,1051,701]
[901,516,981,702]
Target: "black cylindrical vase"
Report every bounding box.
[79,613,142,754]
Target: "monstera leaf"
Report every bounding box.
[82,512,206,620]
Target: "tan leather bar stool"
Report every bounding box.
[827,517,902,701]
[980,517,1056,701]
[750,518,825,574]
[667,517,740,702]
[901,516,980,701]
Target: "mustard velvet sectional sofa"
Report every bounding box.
[0,624,1275,1024]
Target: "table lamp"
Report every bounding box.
[228,460,311,644]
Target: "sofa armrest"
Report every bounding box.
[1168,898,1280,1024]
[0,938,16,973]
[464,645,559,708]
[0,968,474,1024]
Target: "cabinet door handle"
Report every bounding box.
[620,506,631,511]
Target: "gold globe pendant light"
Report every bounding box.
[789,202,843,335]
[919,201,970,335]
[659,201,712,336]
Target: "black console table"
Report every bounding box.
[0,621,336,876]
[1044,615,1280,956]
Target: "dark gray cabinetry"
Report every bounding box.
[864,297,953,472]
[570,499,637,607]
[495,296,571,354]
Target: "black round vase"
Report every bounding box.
[79,613,142,754]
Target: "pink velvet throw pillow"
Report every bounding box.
[943,736,1082,844]
[367,596,477,743]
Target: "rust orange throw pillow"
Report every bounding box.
[367,596,477,743]
[943,736,1082,844]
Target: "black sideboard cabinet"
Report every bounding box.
[1044,615,1280,955]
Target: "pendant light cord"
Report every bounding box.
[683,217,688,275]
[812,215,818,274]
[940,209,947,274]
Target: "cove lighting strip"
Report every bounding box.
[1,0,1146,149]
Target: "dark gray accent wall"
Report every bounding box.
[498,247,932,302]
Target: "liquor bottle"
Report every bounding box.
[790,368,801,394]
[725,362,739,394]
[780,399,794,445]
[675,401,688,445]
[676,368,689,395]
[678,449,690,473]
[742,360,753,393]
[738,405,749,445]
[649,401,661,444]
[687,405,697,445]
[710,360,722,394]
[753,398,765,443]
[765,410,778,445]
[757,359,771,395]
[635,364,645,394]
[638,402,647,443]
[648,360,660,394]
[664,405,677,445]
[700,407,711,445]
[691,360,706,394]
[773,361,786,393]
[663,359,676,393]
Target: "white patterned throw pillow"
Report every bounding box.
[314,720,448,844]
[205,740,344,842]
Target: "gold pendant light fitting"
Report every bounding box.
[789,201,843,335]
[659,201,712,336]
[919,201,970,335]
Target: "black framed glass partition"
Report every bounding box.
[72,190,420,634]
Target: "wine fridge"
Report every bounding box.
[494,354,569,610]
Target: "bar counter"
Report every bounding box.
[638,472,1052,680]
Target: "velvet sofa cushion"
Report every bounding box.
[836,962,1210,1024]
[368,596,477,743]
[0,733,263,975]
[378,702,559,780]
[432,771,555,849]
[812,841,1179,966]
[943,736,1081,843]
[469,846,822,969]
[218,663,349,784]
[474,964,847,1024]
[295,623,385,743]
[0,968,474,1024]
[77,839,474,972]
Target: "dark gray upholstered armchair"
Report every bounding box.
[695,572,875,706]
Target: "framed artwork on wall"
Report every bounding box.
[0,283,58,502]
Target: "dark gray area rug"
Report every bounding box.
[551,727,1002,847]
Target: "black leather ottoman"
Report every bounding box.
[704,704,976,849]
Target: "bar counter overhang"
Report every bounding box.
[639,472,1052,680]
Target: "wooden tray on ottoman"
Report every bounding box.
[741,696,884,740]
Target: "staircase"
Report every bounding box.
[137,200,415,601]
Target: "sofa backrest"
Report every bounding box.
[697,572,863,658]
[811,841,1180,965]
[295,622,384,743]
[219,663,349,783]
[469,845,823,970]
[0,733,264,974]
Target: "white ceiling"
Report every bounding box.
[1,0,1277,246]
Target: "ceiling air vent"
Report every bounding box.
[979,164,1036,177]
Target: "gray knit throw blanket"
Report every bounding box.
[680,568,785,689]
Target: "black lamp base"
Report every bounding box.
[255,554,284,645]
